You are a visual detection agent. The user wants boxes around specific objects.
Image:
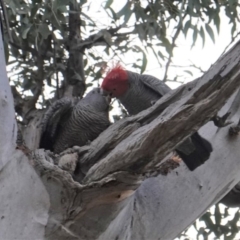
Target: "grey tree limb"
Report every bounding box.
[65,0,86,98]
[0,29,17,165]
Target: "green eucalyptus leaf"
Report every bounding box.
[105,0,113,9]
[4,40,9,64]
[79,0,87,6]
[183,19,191,37]
[231,23,237,36]
[56,0,69,8]
[191,26,198,48]
[22,77,32,91]
[205,24,215,43]
[133,46,147,73]
[213,13,221,34]
[107,7,118,21]
[199,26,205,48]
[161,37,172,54]
[38,24,51,39]
[184,70,193,76]
[81,12,96,25]
[21,25,32,39]
[5,0,17,14]
[31,5,40,18]
[58,5,68,13]
[117,2,132,23]
[157,51,165,61]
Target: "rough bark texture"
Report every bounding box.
[2,29,240,240]
[65,0,86,98]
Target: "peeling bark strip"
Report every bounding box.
[71,40,240,183]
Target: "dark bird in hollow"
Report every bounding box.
[40,88,111,154]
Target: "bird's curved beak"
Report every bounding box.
[100,88,110,96]
[100,89,112,103]
[105,95,112,104]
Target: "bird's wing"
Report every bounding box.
[40,97,75,150]
[140,74,172,97]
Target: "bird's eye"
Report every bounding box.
[109,92,113,96]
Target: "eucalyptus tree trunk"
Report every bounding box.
[1,29,240,239]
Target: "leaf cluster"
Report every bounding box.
[2,0,239,111]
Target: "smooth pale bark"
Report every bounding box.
[1,24,240,240]
[0,36,16,165]
[0,32,49,239]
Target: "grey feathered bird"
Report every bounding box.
[40,88,110,154]
[101,64,212,171]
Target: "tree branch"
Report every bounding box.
[65,0,86,98]
[9,41,38,56]
[72,26,122,52]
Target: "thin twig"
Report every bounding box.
[9,41,38,56]
[52,30,59,99]
[219,31,240,59]
[163,0,187,82]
